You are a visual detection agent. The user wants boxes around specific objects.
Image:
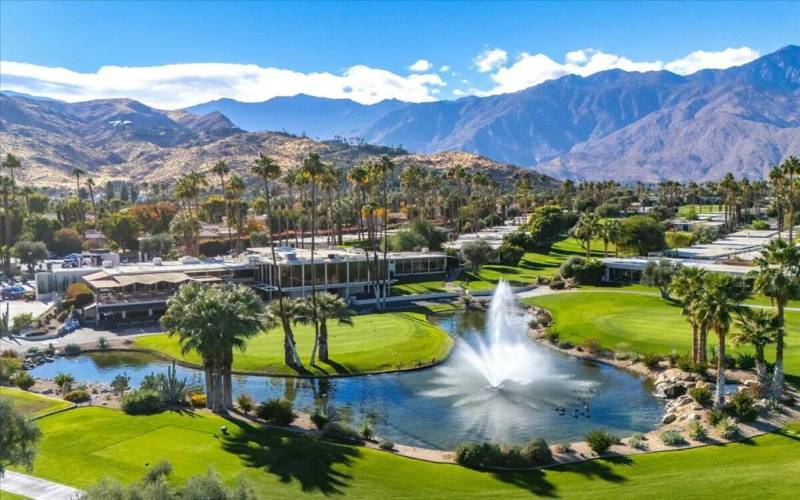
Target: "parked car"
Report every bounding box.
[1,285,27,300]
[58,318,81,336]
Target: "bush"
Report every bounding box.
[523,437,552,465]
[310,409,330,430]
[666,351,681,367]
[143,460,173,484]
[0,357,22,384]
[750,220,770,230]
[11,312,35,334]
[558,256,604,285]
[96,337,110,351]
[65,283,93,308]
[256,398,295,425]
[548,279,566,290]
[64,389,91,403]
[454,442,505,469]
[584,429,619,455]
[579,338,603,354]
[379,439,395,451]
[544,330,560,344]
[735,353,756,371]
[717,418,740,439]
[660,430,686,446]
[321,421,362,442]
[727,391,759,422]
[641,353,662,370]
[14,371,36,390]
[189,393,207,408]
[627,433,647,450]
[236,394,254,415]
[688,421,708,441]
[496,243,525,267]
[689,385,713,407]
[359,422,375,440]
[63,344,82,357]
[707,408,726,426]
[121,389,163,414]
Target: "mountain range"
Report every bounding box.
[0,92,550,189]
[187,45,800,182]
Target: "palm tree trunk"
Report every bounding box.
[755,345,769,398]
[223,357,233,409]
[698,323,708,363]
[714,329,726,409]
[691,323,699,364]
[309,181,320,366]
[318,319,329,363]
[204,364,214,410]
[773,302,785,399]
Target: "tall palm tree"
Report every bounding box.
[769,165,786,239]
[749,238,800,398]
[300,152,328,365]
[368,155,395,309]
[210,160,233,250]
[599,219,621,258]
[571,212,601,257]
[169,209,201,256]
[669,267,708,363]
[252,154,302,367]
[227,174,247,254]
[732,310,778,397]
[161,283,263,411]
[0,176,13,276]
[695,273,750,408]
[71,167,86,198]
[306,292,355,365]
[85,177,98,225]
[347,164,370,241]
[1,154,20,199]
[780,156,800,241]
[174,171,207,254]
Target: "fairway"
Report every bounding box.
[525,291,800,382]
[0,386,74,418]
[20,407,800,499]
[134,311,453,376]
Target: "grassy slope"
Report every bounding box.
[134,311,453,376]
[24,408,800,499]
[0,386,73,417]
[525,291,800,383]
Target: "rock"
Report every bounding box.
[663,384,687,398]
[688,413,702,421]
[691,405,704,411]
[40,388,53,395]
[662,413,677,424]
[677,396,692,406]
[743,379,758,387]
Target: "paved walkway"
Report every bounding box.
[0,324,162,353]
[1,470,82,499]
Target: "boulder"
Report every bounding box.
[662,413,677,424]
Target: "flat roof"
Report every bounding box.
[602,257,753,276]
[246,246,446,265]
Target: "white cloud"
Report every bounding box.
[473,48,507,73]
[452,89,467,97]
[439,65,451,73]
[409,59,433,72]
[664,47,760,75]
[0,61,446,108]
[479,46,760,95]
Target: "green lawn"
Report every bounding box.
[525,291,800,385]
[678,204,724,216]
[0,386,73,418]
[134,311,453,376]
[0,491,30,500]
[20,408,800,499]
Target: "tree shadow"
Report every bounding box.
[491,468,557,497]
[219,416,360,495]
[548,456,631,484]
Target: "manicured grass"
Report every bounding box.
[0,386,73,418]
[22,408,800,499]
[525,291,800,384]
[134,311,453,376]
[678,204,724,216]
[392,279,448,295]
[0,491,30,500]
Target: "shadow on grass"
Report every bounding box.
[491,469,557,497]
[549,455,632,482]
[220,416,360,495]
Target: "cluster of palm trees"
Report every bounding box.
[669,238,800,407]
[569,213,622,257]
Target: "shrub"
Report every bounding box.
[666,350,681,367]
[727,391,759,422]
[64,389,91,403]
[689,385,713,407]
[359,422,375,440]
[143,460,173,484]
[11,312,35,334]
[321,422,362,442]
[660,430,686,446]
[65,283,93,308]
[190,393,207,408]
[750,220,770,230]
[237,394,255,415]
[523,437,552,465]
[256,398,295,425]
[558,256,604,285]
[63,344,82,357]
[641,353,662,370]
[548,279,566,290]
[454,442,504,469]
[110,373,131,396]
[310,409,330,429]
[122,389,163,414]
[688,421,708,441]
[627,433,647,450]
[717,418,740,439]
[14,371,36,390]
[96,337,110,351]
[584,429,619,455]
[735,353,756,371]
[496,243,525,267]
[707,408,726,426]
[379,439,395,451]
[544,330,560,344]
[579,338,603,354]
[554,443,572,454]
[53,372,75,393]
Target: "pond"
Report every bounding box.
[31,309,664,450]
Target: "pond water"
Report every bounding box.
[31,310,664,449]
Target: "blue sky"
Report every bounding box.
[1,0,798,108]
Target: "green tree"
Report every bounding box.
[161,283,264,411]
[12,240,48,275]
[599,219,621,257]
[0,400,41,473]
[51,227,83,255]
[139,233,174,259]
[71,167,86,198]
[99,212,142,252]
[618,215,666,255]
[641,259,682,300]
[210,160,233,250]
[749,238,800,398]
[306,292,354,364]
[733,310,778,396]
[669,266,708,363]
[300,152,328,362]
[462,239,494,271]
[570,212,602,257]
[169,210,201,256]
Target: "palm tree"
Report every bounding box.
[749,238,800,398]
[347,164,370,241]
[174,171,207,254]
[780,156,800,241]
[252,154,302,367]
[669,266,707,363]
[368,155,395,309]
[1,154,20,199]
[85,177,98,225]
[169,210,201,256]
[71,167,86,198]
[598,219,621,258]
[161,283,264,411]
[306,292,355,365]
[227,174,246,254]
[0,176,14,277]
[769,165,786,239]
[695,273,749,408]
[300,152,328,364]
[571,212,601,257]
[210,160,233,250]
[733,310,778,397]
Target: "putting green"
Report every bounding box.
[134,311,453,376]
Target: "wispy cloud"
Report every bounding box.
[479,46,760,95]
[473,48,508,73]
[0,61,446,108]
